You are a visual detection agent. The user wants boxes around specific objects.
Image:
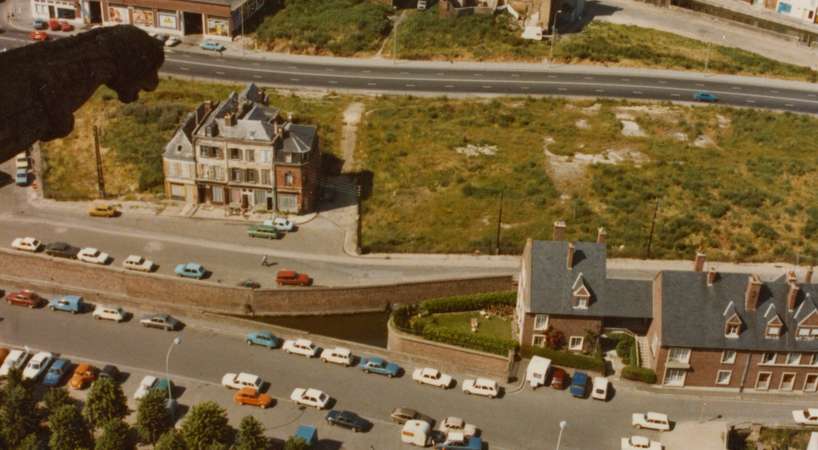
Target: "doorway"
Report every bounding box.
[48,5,55,18]
[182,11,203,34]
[88,1,102,23]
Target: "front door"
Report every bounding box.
[241,192,250,209]
[48,5,55,17]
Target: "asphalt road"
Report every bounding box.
[0,298,810,450]
[2,30,818,114]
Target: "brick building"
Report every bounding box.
[163,84,320,214]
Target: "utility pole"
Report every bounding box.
[93,125,106,199]
[495,191,504,255]
[393,13,398,64]
[241,0,245,56]
[549,10,562,64]
[645,198,660,258]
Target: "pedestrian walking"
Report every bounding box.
[261,255,268,267]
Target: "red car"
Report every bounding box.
[30,31,48,41]
[5,290,45,308]
[276,270,313,287]
[550,367,568,390]
[47,18,61,31]
[59,21,74,32]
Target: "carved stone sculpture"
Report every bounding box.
[0,25,164,163]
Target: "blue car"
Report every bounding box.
[693,91,719,103]
[435,436,482,450]
[42,358,70,387]
[175,262,206,279]
[200,39,225,52]
[358,356,401,378]
[293,425,317,447]
[16,169,28,186]
[569,371,589,398]
[32,18,47,30]
[48,295,84,314]
[246,331,281,349]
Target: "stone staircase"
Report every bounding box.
[636,335,654,369]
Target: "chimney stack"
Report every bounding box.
[693,251,706,273]
[787,270,798,284]
[744,274,762,312]
[807,266,814,284]
[553,220,566,241]
[787,280,800,312]
[596,227,607,244]
[706,267,717,287]
[567,242,575,270]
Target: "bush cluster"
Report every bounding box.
[621,366,658,384]
[419,291,516,314]
[520,345,606,373]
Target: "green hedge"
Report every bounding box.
[521,345,606,373]
[419,291,516,314]
[622,366,658,384]
[422,326,518,356]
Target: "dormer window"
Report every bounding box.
[798,327,818,340]
[765,314,784,339]
[571,273,591,310]
[725,323,740,338]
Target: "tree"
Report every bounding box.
[84,377,129,428]
[155,430,187,450]
[283,437,309,450]
[95,419,133,450]
[43,387,72,414]
[136,389,172,444]
[235,416,267,450]
[180,401,233,450]
[17,433,46,450]
[48,404,93,450]
[0,370,38,447]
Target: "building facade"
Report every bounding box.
[163,84,321,215]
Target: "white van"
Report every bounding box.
[93,305,127,322]
[592,377,609,401]
[401,419,431,447]
[526,356,552,389]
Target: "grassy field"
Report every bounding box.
[42,79,348,200]
[414,312,512,341]
[254,0,392,56]
[357,96,818,262]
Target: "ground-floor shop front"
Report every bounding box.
[192,183,305,214]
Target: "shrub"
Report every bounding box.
[521,345,605,373]
[621,366,657,384]
[419,291,516,314]
[422,326,518,356]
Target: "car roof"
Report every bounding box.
[295,338,313,346]
[444,416,464,426]
[59,295,82,303]
[237,372,260,382]
[422,367,439,375]
[253,330,273,336]
[125,255,142,261]
[632,436,650,445]
[403,420,430,432]
[305,388,325,397]
[593,377,608,386]
[75,362,92,371]
[475,377,496,385]
[573,372,588,381]
[51,358,69,368]
[332,347,351,355]
[393,407,417,416]
[32,351,52,360]
[142,375,157,385]
[368,356,385,363]
[646,412,668,421]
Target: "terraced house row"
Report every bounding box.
[514,222,818,393]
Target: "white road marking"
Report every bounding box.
[809,94,817,98]
[329,80,338,84]
[547,75,557,79]
[731,86,742,90]
[472,73,483,77]
[367,83,376,86]
[671,93,681,97]
[444,84,455,88]
[287,66,298,69]
[400,71,410,75]
[770,90,779,94]
[584,76,593,80]
[405,84,415,87]
[520,86,530,90]
[482,85,492,89]
[290,78,300,81]
[785,103,794,107]
[436,72,445,76]
[633,91,643,95]
[361,70,371,73]
[621,78,630,81]
[511,74,520,78]
[557,87,567,91]
[595,89,605,93]
[746,99,755,104]
[180,67,190,71]
[215,71,225,75]
[253,75,262,79]
[657,80,667,84]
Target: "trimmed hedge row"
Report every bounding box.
[419,291,516,314]
[521,345,606,373]
[422,326,518,356]
[622,366,658,384]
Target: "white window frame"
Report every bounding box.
[533,314,549,331]
[725,323,740,338]
[767,325,782,338]
[532,335,545,347]
[574,296,589,310]
[780,372,797,391]
[804,373,818,393]
[663,368,686,387]
[568,336,584,351]
[787,353,801,365]
[755,371,772,390]
[668,348,691,364]
[721,350,736,364]
[715,370,732,385]
[761,352,776,365]
[811,353,818,366]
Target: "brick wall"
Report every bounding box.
[521,313,602,351]
[0,249,512,316]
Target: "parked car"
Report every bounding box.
[325,410,370,432]
[150,33,169,42]
[98,364,121,382]
[592,377,609,401]
[0,348,10,367]
[435,432,482,450]
[11,237,41,252]
[175,262,206,279]
[165,36,181,47]
[246,331,281,349]
[290,387,330,409]
[413,367,453,389]
[793,408,818,425]
[23,351,53,380]
[6,289,45,308]
[282,338,319,357]
[417,0,428,9]
[632,412,671,432]
[45,241,79,259]
[0,349,30,377]
[234,387,273,408]
[391,407,435,426]
[140,314,180,331]
[134,375,172,399]
[462,377,499,398]
[15,169,29,186]
[48,295,84,314]
[525,356,551,389]
[15,152,29,169]
[693,91,719,103]
[221,372,263,390]
[263,217,295,232]
[30,31,48,41]
[69,363,97,389]
[47,18,60,31]
[123,255,155,272]
[246,225,282,240]
[320,347,353,366]
[402,419,433,447]
[59,21,74,32]
[77,247,109,265]
[88,203,118,217]
[276,270,313,287]
[238,279,261,289]
[622,435,663,450]
[292,425,317,448]
[550,367,568,389]
[32,18,47,29]
[42,358,70,387]
[93,305,127,322]
[570,371,589,398]
[200,39,225,52]
[358,356,401,378]
[437,416,477,439]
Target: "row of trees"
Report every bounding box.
[0,368,303,450]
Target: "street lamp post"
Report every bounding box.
[704,34,726,73]
[165,336,181,405]
[549,10,562,64]
[556,420,567,450]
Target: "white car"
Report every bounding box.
[263,217,294,232]
[622,435,663,450]
[462,377,499,398]
[134,375,158,400]
[632,412,671,432]
[93,305,127,322]
[793,408,818,425]
[77,247,109,265]
[290,387,330,409]
[592,376,609,401]
[221,372,263,390]
[437,416,477,438]
[320,346,353,366]
[165,36,180,47]
[0,349,30,377]
[15,153,29,170]
[412,367,453,389]
[22,351,53,380]
[122,255,155,272]
[11,237,42,252]
[282,338,319,357]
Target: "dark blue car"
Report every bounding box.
[246,331,281,349]
[325,410,370,432]
[16,169,28,186]
[42,358,70,387]
[358,356,401,378]
[570,371,589,398]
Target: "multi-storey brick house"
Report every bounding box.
[163,84,320,214]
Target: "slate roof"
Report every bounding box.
[528,240,652,319]
[660,271,818,351]
[194,84,281,142]
[282,123,317,154]
[163,112,197,161]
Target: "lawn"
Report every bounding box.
[41,79,349,200]
[357,95,818,262]
[254,0,393,56]
[414,312,513,341]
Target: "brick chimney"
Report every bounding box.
[567,242,575,270]
[706,267,717,287]
[807,266,814,284]
[787,280,800,312]
[745,274,762,312]
[553,220,566,241]
[693,251,706,273]
[787,270,797,284]
[596,227,607,244]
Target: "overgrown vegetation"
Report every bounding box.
[521,345,606,373]
[255,0,392,56]
[622,366,658,384]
